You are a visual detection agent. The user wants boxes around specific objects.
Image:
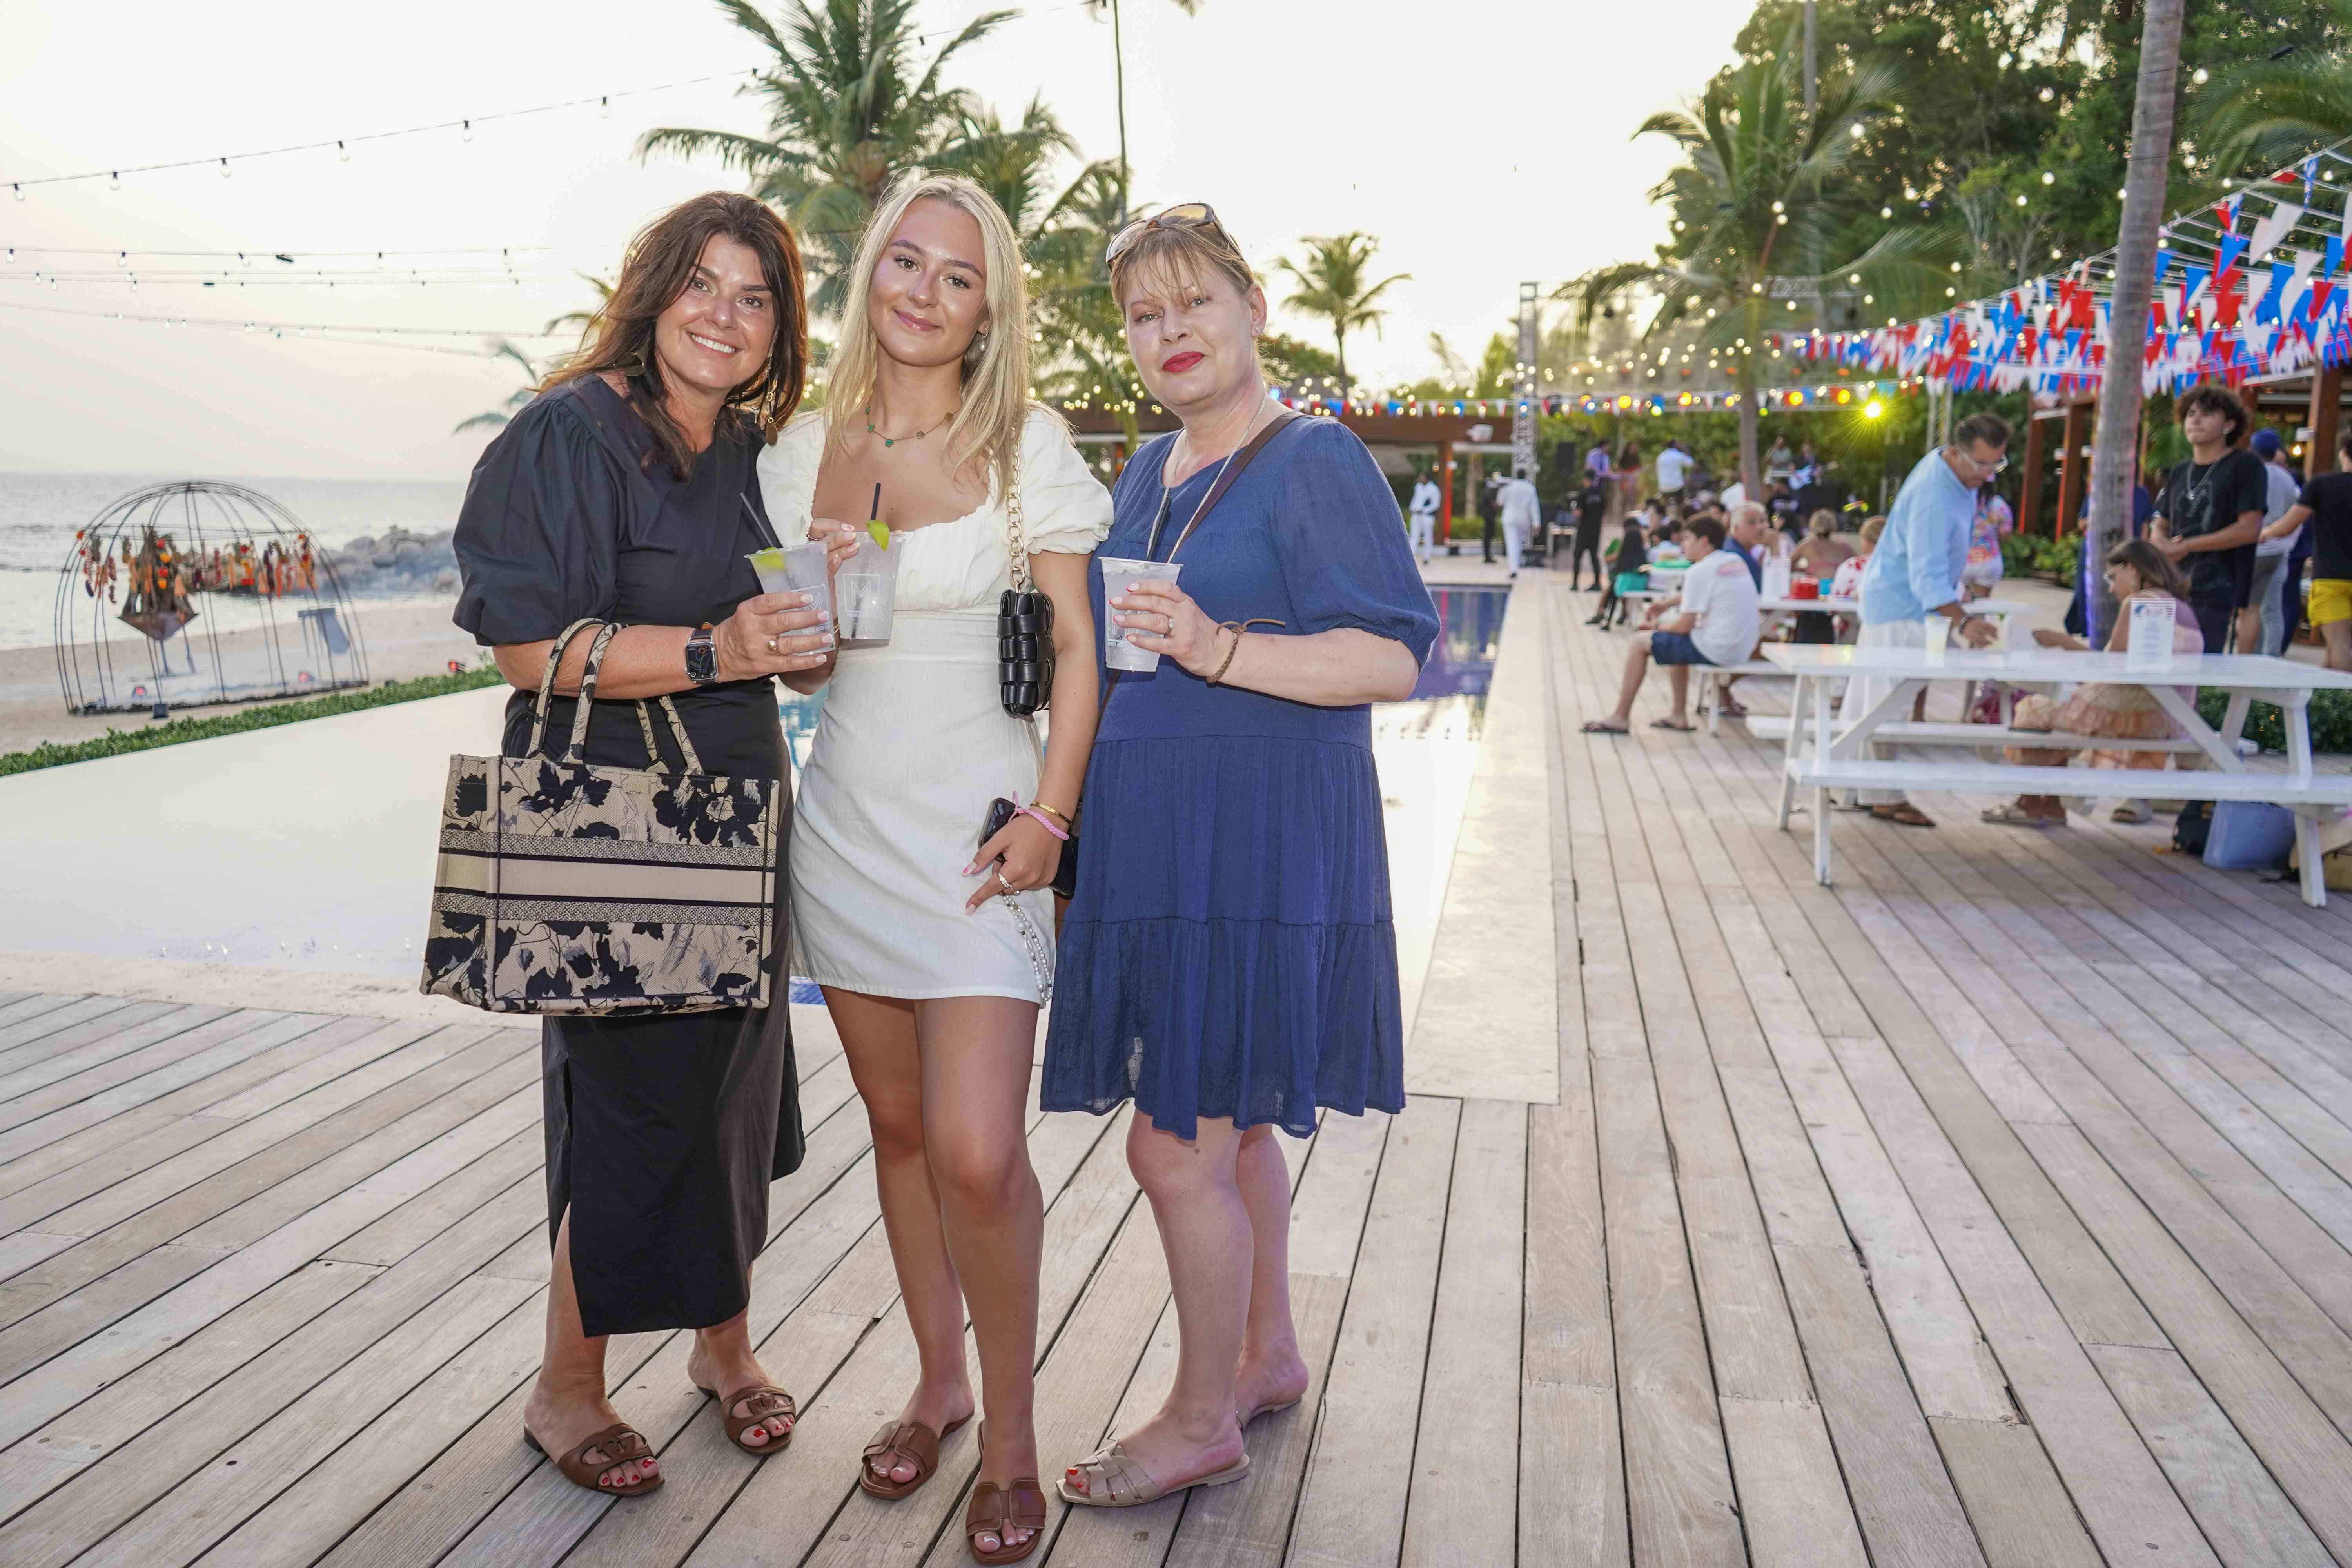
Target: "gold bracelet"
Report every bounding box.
[1029,800,1073,827]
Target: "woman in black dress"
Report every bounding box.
[452,192,830,1496]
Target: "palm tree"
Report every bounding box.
[1080,0,1204,220]
[543,272,613,341]
[2088,0,2187,644]
[2193,0,2352,175]
[1276,233,1409,392]
[637,0,1014,314]
[453,340,539,435]
[1562,32,1948,494]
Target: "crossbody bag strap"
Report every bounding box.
[526,616,610,757]
[1003,459,1031,593]
[1165,408,1304,561]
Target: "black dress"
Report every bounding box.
[452,376,804,1338]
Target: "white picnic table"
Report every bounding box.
[1762,644,2352,906]
[1754,595,2029,621]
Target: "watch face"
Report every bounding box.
[686,635,718,684]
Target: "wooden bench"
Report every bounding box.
[1692,661,1786,733]
[1745,715,2205,754]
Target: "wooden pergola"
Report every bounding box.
[1056,405,1526,544]
[2021,364,2348,534]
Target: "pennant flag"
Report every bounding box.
[2249,200,2305,262]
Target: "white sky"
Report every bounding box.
[0,0,1756,480]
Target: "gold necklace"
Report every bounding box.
[863,403,955,449]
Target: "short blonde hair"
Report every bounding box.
[828,169,1045,499]
[1808,509,1837,537]
[1107,210,1256,312]
[1859,514,1887,546]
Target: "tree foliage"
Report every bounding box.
[1276,233,1410,390]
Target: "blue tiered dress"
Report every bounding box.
[1042,416,1438,1140]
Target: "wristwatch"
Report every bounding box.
[684,624,719,687]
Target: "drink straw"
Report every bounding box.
[870,482,882,522]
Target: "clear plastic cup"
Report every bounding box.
[1922,615,1950,660]
[1100,557,1184,672]
[747,542,835,628]
[834,532,904,644]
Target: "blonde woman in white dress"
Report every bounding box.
[759,171,1109,1564]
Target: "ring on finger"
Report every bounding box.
[994,869,1014,894]
[766,635,777,653]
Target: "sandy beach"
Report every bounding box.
[0,597,479,755]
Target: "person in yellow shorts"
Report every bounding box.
[2261,426,2352,671]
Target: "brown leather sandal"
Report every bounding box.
[523,1422,662,1497]
[694,1381,797,1457]
[965,1475,1048,1564]
[860,1414,969,1500]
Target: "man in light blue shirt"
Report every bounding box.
[1841,412,2009,825]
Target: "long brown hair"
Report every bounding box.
[2107,536,2190,600]
[545,192,808,479]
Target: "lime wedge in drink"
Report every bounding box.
[748,547,789,573]
[868,520,891,551]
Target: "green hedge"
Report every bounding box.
[2001,530,2080,580]
[2195,686,2352,754]
[0,666,504,779]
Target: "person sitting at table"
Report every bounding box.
[1580,514,1758,735]
[1587,514,1650,629]
[1980,539,2203,829]
[1791,510,1854,579]
[1828,515,1883,603]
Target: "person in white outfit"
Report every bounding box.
[761,171,1110,1558]
[1408,471,1441,563]
[1498,467,1542,578]
[1838,412,2006,826]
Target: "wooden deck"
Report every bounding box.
[4,573,2352,1564]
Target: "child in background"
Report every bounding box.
[1589,515,1652,629]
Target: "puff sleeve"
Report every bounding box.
[451,393,626,646]
[1017,412,1114,554]
[1270,419,1439,665]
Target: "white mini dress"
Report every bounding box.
[758,408,1112,1001]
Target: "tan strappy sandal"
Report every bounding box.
[1056,1441,1249,1507]
[965,1474,1047,1564]
[523,1422,662,1497]
[860,1414,969,1500]
[694,1381,797,1457]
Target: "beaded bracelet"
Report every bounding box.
[1017,804,1069,841]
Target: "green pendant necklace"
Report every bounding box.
[864,403,954,449]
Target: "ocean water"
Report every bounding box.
[0,471,467,650]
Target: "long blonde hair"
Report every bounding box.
[827,170,1043,499]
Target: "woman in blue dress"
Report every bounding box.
[1043,206,1436,1509]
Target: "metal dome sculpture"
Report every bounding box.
[55,481,369,717]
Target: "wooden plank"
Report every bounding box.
[1718,1396,1868,1568]
[0,1083,538,1454]
[0,1260,382,1520]
[1593,1055,1744,1566]
[309,1062,883,1568]
[1820,1033,2221,1567]
[66,1272,539,1568]
[1284,1097,1459,1568]
[1924,1417,2103,1568]
[2013,1122,2352,1562]
[0,1005,254,1139]
[0,1036,530,1384]
[0,1009,309,1158]
[0,996,136,1067]
[0,1002,188,1096]
[0,1018,492,1245]
[0,1179,544,1568]
[2085,1343,2334,1568]
[1608,660,2219,1567]
[1771,1242,1985,1568]
[1399,1098,1523,1567]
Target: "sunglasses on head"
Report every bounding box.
[1105,203,1221,266]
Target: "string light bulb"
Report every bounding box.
[461,120,474,142]
[108,172,121,190]
[338,140,350,162]
[10,183,22,201]
[599,96,611,119]
[218,158,231,178]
